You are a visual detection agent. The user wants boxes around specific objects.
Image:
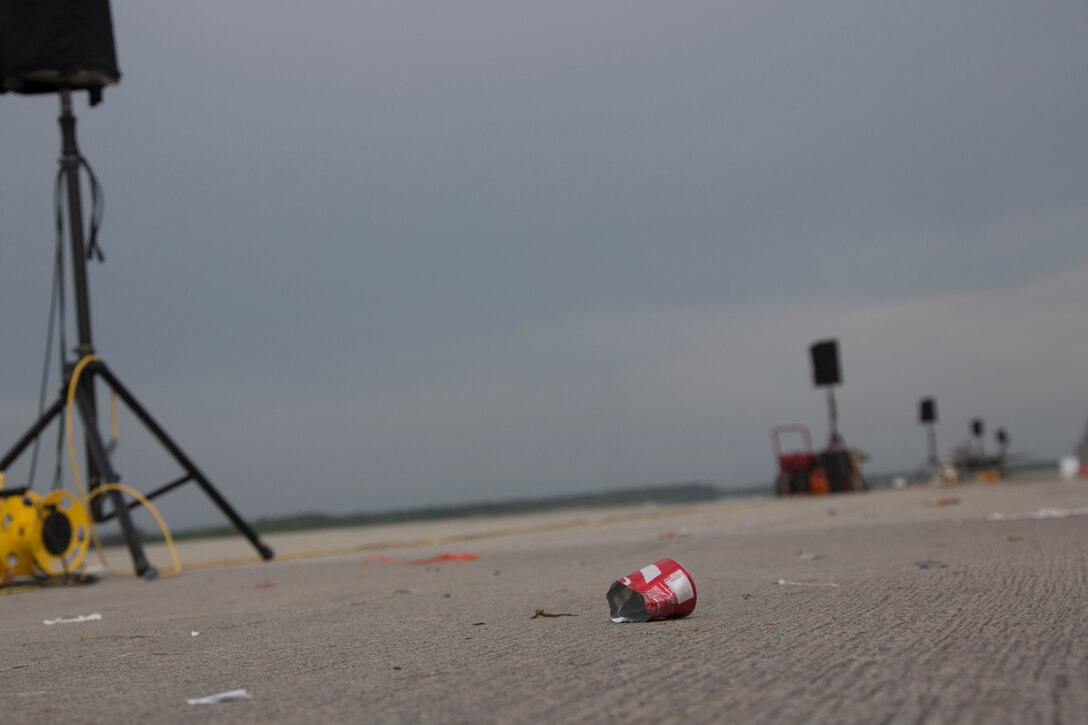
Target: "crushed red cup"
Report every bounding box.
[607,557,697,623]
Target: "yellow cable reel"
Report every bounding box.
[0,490,91,581]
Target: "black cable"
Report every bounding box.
[80,157,105,262]
[26,143,107,490]
[25,169,70,490]
[53,168,69,491]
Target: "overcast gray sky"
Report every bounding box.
[3,2,1087,529]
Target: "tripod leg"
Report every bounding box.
[0,395,66,473]
[74,389,155,578]
[96,363,274,561]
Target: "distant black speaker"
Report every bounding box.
[919,398,937,424]
[971,418,984,437]
[810,339,841,387]
[0,0,120,102]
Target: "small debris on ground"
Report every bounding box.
[776,579,840,588]
[186,689,252,706]
[927,495,961,507]
[987,506,1088,521]
[797,551,823,561]
[1008,535,1024,542]
[43,613,101,626]
[253,581,275,590]
[531,609,578,619]
[362,552,479,568]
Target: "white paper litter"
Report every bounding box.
[191,631,200,637]
[186,689,252,705]
[43,613,102,626]
[986,506,1088,522]
[776,579,840,588]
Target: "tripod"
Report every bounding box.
[0,90,273,577]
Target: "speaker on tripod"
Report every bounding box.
[1,1,273,578]
[0,0,120,104]
[809,339,842,442]
[918,397,938,465]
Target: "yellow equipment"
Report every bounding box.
[0,489,90,582]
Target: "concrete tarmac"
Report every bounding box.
[2,477,1087,723]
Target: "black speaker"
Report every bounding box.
[0,0,120,102]
[810,339,841,387]
[919,398,937,424]
[971,418,984,437]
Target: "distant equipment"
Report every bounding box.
[0,0,272,581]
[971,418,986,460]
[919,397,938,465]
[952,418,1014,480]
[772,339,865,496]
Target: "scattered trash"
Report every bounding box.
[607,558,697,623]
[797,551,823,561]
[253,581,275,590]
[531,609,578,619]
[393,589,417,595]
[918,563,929,570]
[914,560,948,569]
[472,622,486,626]
[775,579,840,588]
[763,621,778,626]
[191,631,200,637]
[1007,535,1024,542]
[657,528,691,541]
[740,593,754,600]
[43,613,101,626]
[927,495,961,507]
[443,593,452,598]
[186,689,252,706]
[362,552,478,568]
[986,506,1088,522]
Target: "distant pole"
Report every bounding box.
[972,418,985,461]
[826,387,839,442]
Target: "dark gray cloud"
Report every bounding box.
[2,2,1086,526]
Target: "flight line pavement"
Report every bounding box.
[2,476,1086,723]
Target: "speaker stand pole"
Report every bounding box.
[58,88,159,578]
[926,423,938,467]
[826,387,839,447]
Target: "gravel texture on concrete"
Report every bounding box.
[2,478,1087,723]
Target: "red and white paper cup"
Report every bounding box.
[607,558,697,623]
